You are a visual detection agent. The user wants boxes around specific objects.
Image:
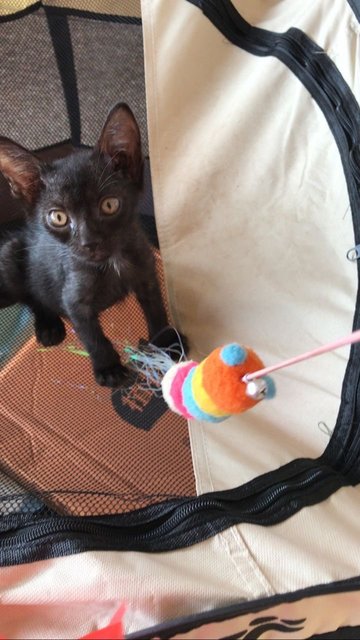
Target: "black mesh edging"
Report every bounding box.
[45,9,81,145]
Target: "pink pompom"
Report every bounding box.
[162,361,197,418]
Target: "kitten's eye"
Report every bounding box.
[100,197,120,215]
[49,209,69,227]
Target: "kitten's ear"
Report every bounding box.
[0,137,43,204]
[96,103,143,183]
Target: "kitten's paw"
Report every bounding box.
[149,327,189,361]
[95,362,132,388]
[35,316,66,347]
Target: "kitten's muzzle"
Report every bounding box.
[80,242,109,263]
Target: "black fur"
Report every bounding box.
[0,103,176,387]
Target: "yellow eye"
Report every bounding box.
[49,209,68,227]
[100,197,120,215]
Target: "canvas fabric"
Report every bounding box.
[142,0,360,594]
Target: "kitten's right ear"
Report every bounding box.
[96,103,143,184]
[0,137,43,204]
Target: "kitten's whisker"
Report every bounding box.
[11,244,39,252]
[99,180,120,193]
[98,168,117,184]
[97,171,119,193]
[98,173,118,190]
[97,152,120,189]
[13,242,67,251]
[97,156,115,186]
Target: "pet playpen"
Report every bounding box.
[0,0,360,637]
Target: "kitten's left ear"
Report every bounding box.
[96,103,143,184]
[0,137,43,204]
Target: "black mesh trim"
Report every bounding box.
[45,7,81,146]
[44,9,81,145]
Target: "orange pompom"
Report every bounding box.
[201,345,265,413]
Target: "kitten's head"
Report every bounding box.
[0,103,143,264]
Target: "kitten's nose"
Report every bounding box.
[81,241,99,253]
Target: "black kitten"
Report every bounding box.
[0,103,175,387]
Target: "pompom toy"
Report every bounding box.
[126,328,360,423]
[125,341,275,423]
[161,343,275,422]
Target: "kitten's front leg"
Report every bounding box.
[134,265,168,342]
[24,300,66,347]
[133,260,188,356]
[33,308,66,347]
[67,308,129,387]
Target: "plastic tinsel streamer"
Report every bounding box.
[124,342,186,395]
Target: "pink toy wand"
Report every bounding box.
[243,329,360,383]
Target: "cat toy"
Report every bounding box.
[161,343,275,423]
[125,329,360,423]
[125,341,275,423]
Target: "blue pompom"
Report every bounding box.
[264,376,276,399]
[220,343,247,366]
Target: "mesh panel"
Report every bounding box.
[0,2,196,518]
[0,9,70,148]
[70,16,148,151]
[0,4,147,151]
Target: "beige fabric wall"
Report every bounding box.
[142,0,357,483]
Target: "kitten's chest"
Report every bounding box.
[94,270,130,311]
[64,262,131,314]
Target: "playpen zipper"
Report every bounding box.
[338,369,360,475]
[0,466,337,553]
